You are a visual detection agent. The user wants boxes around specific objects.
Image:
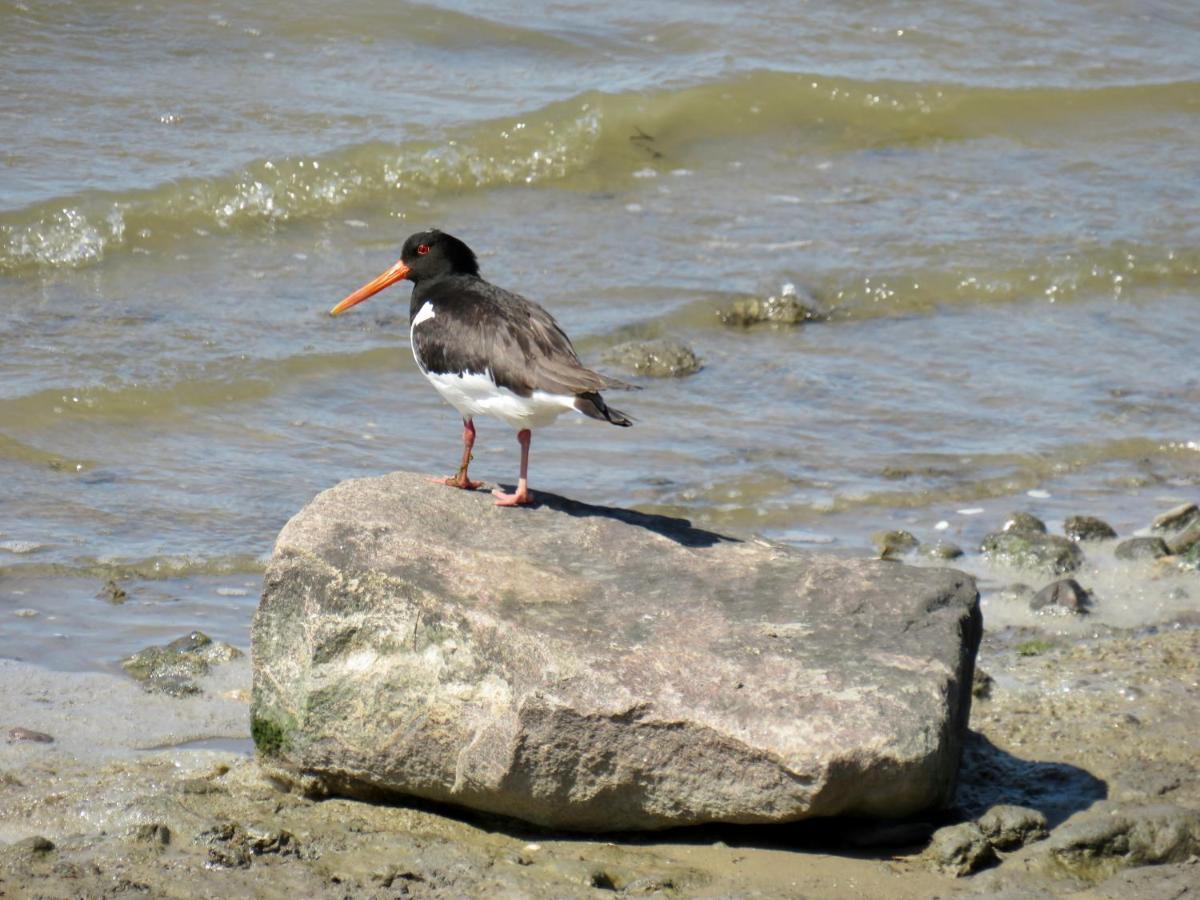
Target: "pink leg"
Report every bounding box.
[492,429,534,507]
[433,418,483,490]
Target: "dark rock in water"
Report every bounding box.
[121,630,243,696]
[872,529,919,558]
[6,726,54,744]
[977,804,1047,850]
[924,822,996,876]
[1150,502,1200,533]
[717,285,824,327]
[1114,537,1170,561]
[1165,522,1200,556]
[1063,515,1117,542]
[96,579,127,604]
[921,540,964,561]
[980,532,1083,575]
[1030,579,1090,615]
[252,471,981,832]
[602,339,702,378]
[1042,803,1200,880]
[1002,512,1047,534]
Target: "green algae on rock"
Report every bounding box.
[121,631,243,696]
[602,339,702,377]
[980,531,1083,575]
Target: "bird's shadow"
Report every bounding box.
[494,486,737,549]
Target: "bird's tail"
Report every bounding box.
[575,391,634,427]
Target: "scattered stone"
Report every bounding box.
[921,540,964,561]
[980,531,1083,575]
[977,805,1047,850]
[133,823,171,847]
[1150,502,1199,533]
[1114,537,1170,562]
[717,284,824,327]
[623,875,676,894]
[1042,803,1200,881]
[121,631,243,696]
[602,339,702,378]
[96,579,127,604]
[6,726,54,744]
[924,822,997,876]
[0,540,45,554]
[873,529,919,558]
[197,823,302,869]
[253,471,982,831]
[972,668,994,700]
[1003,512,1047,534]
[1030,579,1090,615]
[1063,516,1117,542]
[1165,522,1200,556]
[13,835,55,855]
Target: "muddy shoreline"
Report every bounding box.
[2,611,1197,897]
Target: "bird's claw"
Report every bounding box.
[431,474,483,491]
[492,488,534,507]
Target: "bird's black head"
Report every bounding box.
[329,228,479,317]
[399,230,479,283]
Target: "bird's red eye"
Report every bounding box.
[416,243,430,255]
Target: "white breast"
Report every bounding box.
[424,369,579,429]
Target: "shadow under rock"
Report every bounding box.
[950,730,1107,829]
[299,731,1106,864]
[498,487,738,549]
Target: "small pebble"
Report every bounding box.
[1063,515,1117,542]
[1151,502,1199,532]
[1115,537,1170,561]
[1002,512,1047,534]
[1030,578,1090,615]
[7,727,54,744]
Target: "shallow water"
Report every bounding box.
[2,0,1198,669]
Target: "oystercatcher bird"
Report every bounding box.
[330,230,637,506]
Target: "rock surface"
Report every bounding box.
[980,531,1083,575]
[1029,579,1090,615]
[122,631,244,697]
[252,471,981,832]
[1063,515,1117,542]
[1114,537,1170,561]
[602,339,702,378]
[923,822,996,876]
[717,284,824,327]
[1003,512,1047,534]
[1042,803,1200,881]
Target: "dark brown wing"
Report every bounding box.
[414,276,638,398]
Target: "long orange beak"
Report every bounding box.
[329,259,411,316]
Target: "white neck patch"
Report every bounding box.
[412,301,436,328]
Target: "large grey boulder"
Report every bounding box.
[252,472,981,832]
